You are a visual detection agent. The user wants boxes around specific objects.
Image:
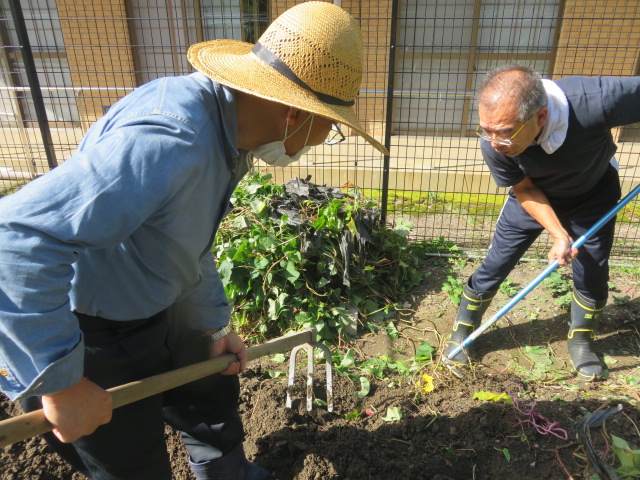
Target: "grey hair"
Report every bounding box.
[477,64,548,122]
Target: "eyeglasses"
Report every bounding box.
[475,114,535,146]
[325,123,345,145]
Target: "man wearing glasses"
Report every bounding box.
[444,64,640,381]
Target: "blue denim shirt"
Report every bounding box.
[0,72,251,400]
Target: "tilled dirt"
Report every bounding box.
[2,258,640,479]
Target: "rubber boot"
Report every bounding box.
[443,279,497,364]
[189,443,269,480]
[568,289,606,381]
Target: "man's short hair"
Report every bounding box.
[477,64,547,122]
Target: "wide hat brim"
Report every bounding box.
[188,39,389,156]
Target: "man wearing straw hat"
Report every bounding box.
[0,2,387,479]
[444,64,640,381]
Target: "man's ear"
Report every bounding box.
[285,107,303,128]
[536,108,548,128]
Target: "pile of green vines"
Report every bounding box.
[215,172,444,343]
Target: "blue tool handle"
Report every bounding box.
[446,183,640,361]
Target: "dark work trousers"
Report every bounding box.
[21,308,243,480]
[471,166,621,302]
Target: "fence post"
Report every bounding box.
[8,0,57,170]
[380,0,398,224]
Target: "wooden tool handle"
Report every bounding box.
[0,328,314,449]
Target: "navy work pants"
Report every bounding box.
[21,308,243,480]
[472,167,621,302]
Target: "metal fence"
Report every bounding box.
[1,0,639,260]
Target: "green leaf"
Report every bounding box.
[311,215,326,230]
[259,235,277,249]
[328,262,338,276]
[624,376,640,386]
[393,218,413,237]
[345,409,360,422]
[385,321,399,339]
[218,259,234,284]
[523,345,553,366]
[363,299,379,314]
[611,435,640,471]
[499,447,511,462]
[360,358,385,378]
[338,349,356,368]
[249,199,267,215]
[271,353,286,363]
[355,377,371,398]
[231,241,248,261]
[394,359,410,376]
[347,218,358,236]
[245,183,262,194]
[473,391,513,404]
[232,215,251,229]
[253,257,269,270]
[415,342,434,363]
[284,261,300,284]
[382,407,404,422]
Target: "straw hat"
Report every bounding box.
[187,1,388,155]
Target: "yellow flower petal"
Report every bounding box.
[420,374,434,393]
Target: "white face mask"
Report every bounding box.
[252,114,314,167]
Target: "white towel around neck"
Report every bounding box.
[536,79,569,154]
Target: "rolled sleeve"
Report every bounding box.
[0,326,84,400]
[0,196,87,398]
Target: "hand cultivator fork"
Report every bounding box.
[286,343,333,412]
[0,328,322,448]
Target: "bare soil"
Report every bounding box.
[2,258,640,480]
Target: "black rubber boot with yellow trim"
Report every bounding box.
[443,279,497,364]
[568,289,606,381]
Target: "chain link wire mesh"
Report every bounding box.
[1,0,639,259]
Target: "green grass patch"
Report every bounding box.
[359,188,505,222]
[0,179,29,198]
[616,198,640,223]
[360,188,639,232]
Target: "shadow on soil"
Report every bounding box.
[254,394,639,480]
